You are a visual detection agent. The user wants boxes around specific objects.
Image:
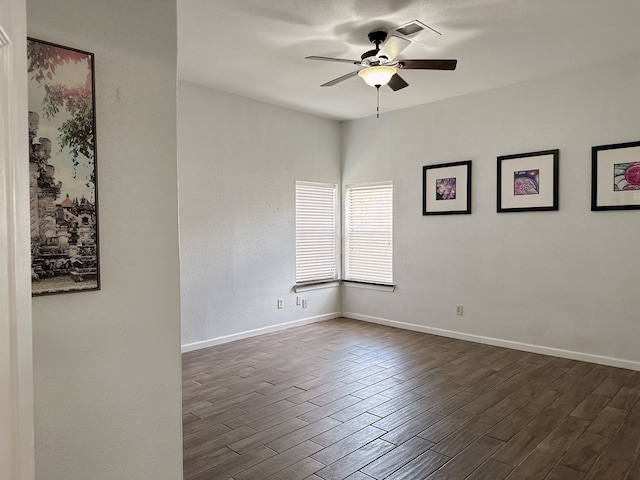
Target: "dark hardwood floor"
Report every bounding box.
[182,318,640,480]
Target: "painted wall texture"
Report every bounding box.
[27,0,182,478]
[178,82,342,347]
[342,55,640,368]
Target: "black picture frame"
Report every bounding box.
[497,149,559,213]
[27,38,100,296]
[591,140,640,211]
[423,160,472,215]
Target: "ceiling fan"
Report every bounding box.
[306,30,457,92]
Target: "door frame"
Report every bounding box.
[0,9,36,480]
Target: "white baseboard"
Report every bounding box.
[343,312,640,372]
[181,312,341,353]
[182,310,640,372]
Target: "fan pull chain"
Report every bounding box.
[376,85,380,119]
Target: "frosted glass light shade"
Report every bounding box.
[358,66,397,87]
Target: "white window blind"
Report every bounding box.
[295,181,338,284]
[345,182,393,285]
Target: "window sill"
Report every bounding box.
[294,281,340,293]
[294,280,396,293]
[342,281,395,292]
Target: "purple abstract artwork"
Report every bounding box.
[514,170,539,196]
[614,162,640,191]
[436,177,456,200]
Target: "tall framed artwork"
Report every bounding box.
[592,140,640,211]
[497,149,559,212]
[423,160,472,215]
[27,38,100,295]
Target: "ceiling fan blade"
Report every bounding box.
[378,35,411,61]
[387,73,409,91]
[320,70,360,87]
[306,55,362,65]
[398,59,457,70]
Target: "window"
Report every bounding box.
[344,182,393,285]
[295,181,338,285]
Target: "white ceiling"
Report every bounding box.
[178,0,640,121]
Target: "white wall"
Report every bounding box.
[178,82,342,348]
[342,55,640,369]
[0,0,35,477]
[27,1,183,479]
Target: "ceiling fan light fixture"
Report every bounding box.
[358,65,397,87]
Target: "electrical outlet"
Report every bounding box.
[296,296,302,306]
[456,305,463,316]
[302,299,308,308]
[277,298,283,309]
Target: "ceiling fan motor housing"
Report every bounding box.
[362,31,388,62]
[361,49,379,61]
[368,30,387,45]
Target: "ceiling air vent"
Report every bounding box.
[393,20,441,38]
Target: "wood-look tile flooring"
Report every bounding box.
[182,318,640,480]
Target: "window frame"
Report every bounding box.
[294,180,339,287]
[343,181,394,287]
